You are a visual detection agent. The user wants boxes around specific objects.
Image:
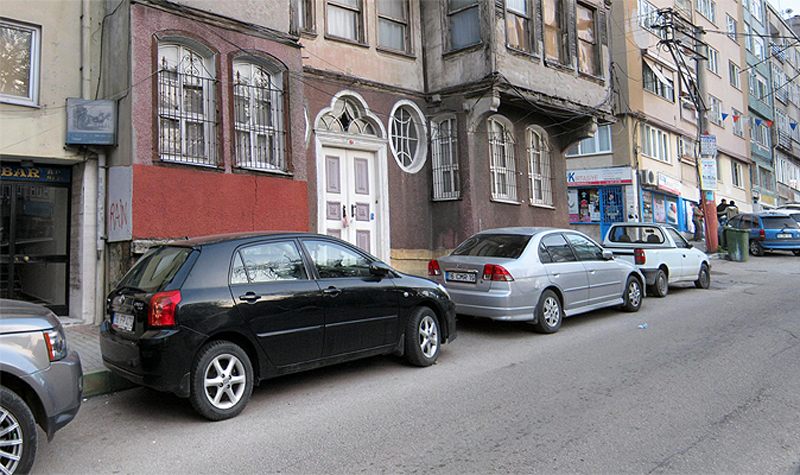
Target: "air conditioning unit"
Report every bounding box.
[640,169,658,186]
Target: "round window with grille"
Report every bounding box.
[389,101,427,173]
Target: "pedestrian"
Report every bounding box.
[692,203,704,241]
[725,200,739,220]
[716,198,728,219]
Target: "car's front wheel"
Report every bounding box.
[190,341,254,421]
[531,289,563,334]
[694,263,710,289]
[749,240,764,256]
[621,276,643,312]
[0,387,37,474]
[404,307,441,367]
[649,269,668,298]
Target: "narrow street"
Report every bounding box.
[37,255,800,474]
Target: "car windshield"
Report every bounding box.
[452,234,531,258]
[117,246,192,293]
[761,217,800,229]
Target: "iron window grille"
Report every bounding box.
[527,128,553,206]
[488,118,518,202]
[157,47,217,167]
[389,105,421,170]
[431,117,460,200]
[233,63,286,172]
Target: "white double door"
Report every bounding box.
[321,147,379,255]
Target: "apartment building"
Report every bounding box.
[1,1,104,321]
[767,5,800,206]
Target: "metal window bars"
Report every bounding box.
[233,69,286,172]
[488,119,518,202]
[527,129,553,206]
[431,118,460,200]
[390,106,419,169]
[158,65,218,167]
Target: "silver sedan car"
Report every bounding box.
[428,227,645,333]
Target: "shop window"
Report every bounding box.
[326,0,364,42]
[157,42,217,166]
[488,117,517,202]
[378,0,410,52]
[642,191,679,225]
[233,60,285,172]
[576,3,599,76]
[568,186,624,225]
[431,116,460,200]
[527,127,552,206]
[447,0,481,51]
[506,0,532,53]
[389,101,427,173]
[566,125,612,156]
[0,19,40,106]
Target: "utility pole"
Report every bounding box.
[656,9,719,252]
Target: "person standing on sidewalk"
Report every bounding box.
[717,199,729,221]
[726,201,739,221]
[692,203,705,241]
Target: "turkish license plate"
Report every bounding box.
[446,271,477,283]
[777,233,792,239]
[112,312,134,332]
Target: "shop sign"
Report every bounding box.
[700,158,717,191]
[0,163,71,184]
[107,167,132,242]
[700,134,717,157]
[66,98,116,145]
[657,173,682,196]
[566,167,632,187]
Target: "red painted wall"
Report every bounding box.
[132,165,308,239]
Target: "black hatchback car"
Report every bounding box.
[100,233,455,420]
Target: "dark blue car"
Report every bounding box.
[723,212,800,256]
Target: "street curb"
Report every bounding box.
[82,368,136,398]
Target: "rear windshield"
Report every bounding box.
[608,226,665,244]
[452,234,531,258]
[762,217,800,229]
[118,246,192,292]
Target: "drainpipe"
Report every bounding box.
[94,151,107,325]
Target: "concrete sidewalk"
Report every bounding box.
[64,323,134,398]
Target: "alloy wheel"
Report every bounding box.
[628,281,642,308]
[543,296,561,327]
[203,354,246,410]
[0,406,23,474]
[418,315,439,359]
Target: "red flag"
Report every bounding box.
[765,120,773,127]
[732,115,740,122]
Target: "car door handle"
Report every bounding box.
[323,287,342,297]
[552,273,560,278]
[239,292,261,303]
[589,270,596,275]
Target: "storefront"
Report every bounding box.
[0,162,71,315]
[640,172,695,234]
[567,167,634,241]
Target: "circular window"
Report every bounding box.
[389,101,427,173]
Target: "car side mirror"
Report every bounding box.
[687,243,693,248]
[602,250,614,260]
[369,261,392,277]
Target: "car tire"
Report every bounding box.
[648,269,669,298]
[531,289,563,334]
[621,275,643,312]
[749,240,764,256]
[404,307,441,367]
[0,387,37,475]
[694,263,711,289]
[189,341,254,421]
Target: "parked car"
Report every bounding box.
[775,207,800,224]
[100,233,456,421]
[0,299,83,474]
[602,223,711,297]
[428,228,644,334]
[722,212,800,256]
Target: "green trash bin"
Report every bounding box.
[725,228,749,262]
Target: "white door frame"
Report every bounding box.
[314,132,391,262]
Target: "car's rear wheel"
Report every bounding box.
[190,341,254,421]
[0,387,37,474]
[694,263,710,289]
[621,276,643,312]
[749,240,764,256]
[793,250,800,256]
[531,289,563,334]
[649,269,668,298]
[404,307,441,367]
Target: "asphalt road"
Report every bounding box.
[36,254,800,474]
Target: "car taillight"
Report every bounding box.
[43,328,67,362]
[148,290,181,328]
[428,259,442,276]
[634,248,646,265]
[482,264,514,281]
[759,229,765,240]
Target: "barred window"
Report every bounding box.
[527,127,553,207]
[389,101,427,172]
[488,117,517,202]
[431,116,460,200]
[157,43,217,166]
[233,61,285,171]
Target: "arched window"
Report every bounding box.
[527,127,553,206]
[157,42,217,166]
[431,115,459,200]
[487,116,517,201]
[317,96,378,135]
[233,60,285,171]
[389,101,427,172]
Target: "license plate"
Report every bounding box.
[446,271,477,283]
[777,233,792,239]
[112,312,134,332]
